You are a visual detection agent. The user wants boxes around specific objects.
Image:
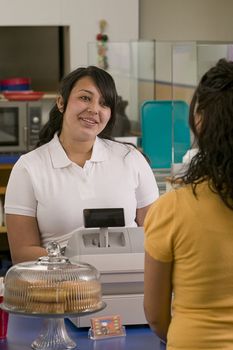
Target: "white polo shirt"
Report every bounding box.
[5,134,159,248]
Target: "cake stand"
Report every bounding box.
[1,302,106,350]
[2,241,105,349]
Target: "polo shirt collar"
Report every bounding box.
[49,133,109,168]
[91,136,109,162]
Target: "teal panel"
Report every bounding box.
[141,100,191,169]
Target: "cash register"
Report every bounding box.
[65,208,146,327]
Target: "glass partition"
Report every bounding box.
[196,43,229,80]
[171,42,233,176]
[88,40,233,179]
[88,40,156,138]
[171,42,196,176]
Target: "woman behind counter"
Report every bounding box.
[5,66,159,264]
[144,58,233,349]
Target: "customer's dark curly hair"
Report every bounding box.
[182,58,233,209]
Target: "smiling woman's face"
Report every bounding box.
[57,76,111,143]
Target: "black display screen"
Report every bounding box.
[83,208,125,228]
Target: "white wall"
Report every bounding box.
[61,0,139,69]
[138,0,233,86]
[139,0,233,41]
[0,0,139,69]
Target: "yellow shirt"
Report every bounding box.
[144,181,233,350]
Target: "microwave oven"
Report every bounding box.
[0,100,42,153]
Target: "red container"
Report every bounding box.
[0,77,31,91]
[0,77,31,86]
[0,296,8,340]
[3,91,44,101]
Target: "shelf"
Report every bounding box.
[0,187,6,195]
[0,164,14,169]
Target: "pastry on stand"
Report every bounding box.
[1,241,106,350]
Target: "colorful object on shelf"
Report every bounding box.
[3,91,44,101]
[0,155,21,164]
[96,20,109,70]
[0,77,31,91]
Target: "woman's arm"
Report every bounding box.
[144,251,173,342]
[6,214,47,264]
[132,147,159,226]
[136,204,153,226]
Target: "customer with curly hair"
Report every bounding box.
[144,58,233,349]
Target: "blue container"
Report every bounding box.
[0,84,30,91]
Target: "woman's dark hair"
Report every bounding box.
[36,66,117,146]
[182,58,233,209]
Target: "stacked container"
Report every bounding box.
[0,78,31,91]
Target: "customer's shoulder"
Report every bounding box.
[155,185,191,206]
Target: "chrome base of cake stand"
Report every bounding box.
[31,318,76,350]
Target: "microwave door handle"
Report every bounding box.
[23,126,28,148]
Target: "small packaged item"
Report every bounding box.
[88,314,126,340]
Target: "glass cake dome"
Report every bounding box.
[3,241,104,315]
[1,242,106,350]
